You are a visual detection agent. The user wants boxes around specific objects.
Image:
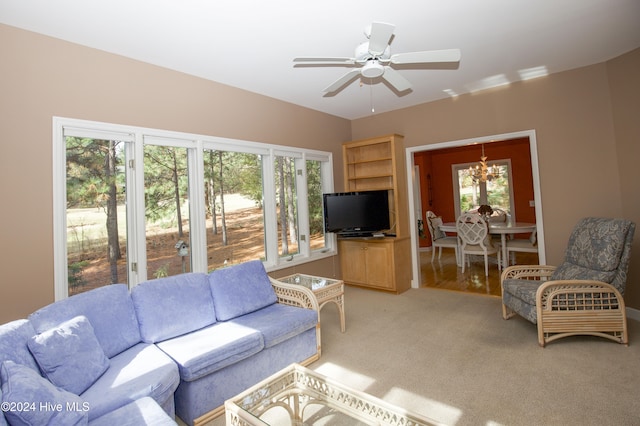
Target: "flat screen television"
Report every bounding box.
[323,190,390,237]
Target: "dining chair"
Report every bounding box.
[505,229,538,266]
[488,208,510,247]
[456,213,501,276]
[501,217,635,347]
[426,211,459,263]
[488,208,510,223]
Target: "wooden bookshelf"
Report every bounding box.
[339,134,411,293]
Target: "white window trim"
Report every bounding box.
[53,117,334,300]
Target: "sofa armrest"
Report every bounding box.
[269,277,320,313]
[269,277,322,358]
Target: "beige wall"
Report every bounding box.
[1,22,638,322]
[351,48,640,309]
[607,48,640,305]
[0,24,351,323]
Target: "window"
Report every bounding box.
[65,136,130,296]
[306,159,327,252]
[203,148,266,270]
[275,154,300,259]
[53,118,334,299]
[452,160,515,218]
[143,143,192,278]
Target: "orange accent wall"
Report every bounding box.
[415,138,535,247]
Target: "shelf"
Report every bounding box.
[344,142,392,165]
[343,134,406,237]
[346,158,392,182]
[346,185,394,190]
[345,157,392,165]
[347,174,393,180]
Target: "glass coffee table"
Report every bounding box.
[277,273,345,333]
[225,363,436,426]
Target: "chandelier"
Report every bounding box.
[469,144,500,182]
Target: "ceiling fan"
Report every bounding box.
[293,22,461,94]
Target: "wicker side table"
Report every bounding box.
[277,273,345,332]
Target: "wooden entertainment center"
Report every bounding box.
[338,134,411,293]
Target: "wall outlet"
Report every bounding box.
[529,200,535,207]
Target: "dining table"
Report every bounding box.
[439,221,537,268]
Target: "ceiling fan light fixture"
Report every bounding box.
[294,21,461,98]
[361,61,384,78]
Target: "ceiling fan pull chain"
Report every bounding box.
[370,78,375,113]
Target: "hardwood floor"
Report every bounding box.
[419,248,539,297]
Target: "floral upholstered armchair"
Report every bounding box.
[500,217,635,347]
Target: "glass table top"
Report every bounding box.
[279,273,340,291]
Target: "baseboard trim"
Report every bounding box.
[627,306,640,322]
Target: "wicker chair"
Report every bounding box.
[501,217,635,347]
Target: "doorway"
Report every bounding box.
[405,130,546,289]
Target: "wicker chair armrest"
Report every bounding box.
[269,277,320,313]
[534,279,628,346]
[500,265,556,283]
[535,279,625,311]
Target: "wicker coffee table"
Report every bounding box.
[225,363,436,426]
[277,273,345,332]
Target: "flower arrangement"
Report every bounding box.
[478,204,493,216]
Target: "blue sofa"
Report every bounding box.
[0,260,320,426]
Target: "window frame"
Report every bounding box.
[451,158,515,218]
[53,117,334,300]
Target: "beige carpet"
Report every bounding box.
[187,286,640,426]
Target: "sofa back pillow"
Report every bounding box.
[0,319,40,372]
[28,284,140,359]
[209,260,278,321]
[0,392,6,426]
[27,315,109,395]
[131,273,216,343]
[0,360,88,426]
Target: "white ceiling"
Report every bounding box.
[2,0,640,120]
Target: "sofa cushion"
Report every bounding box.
[27,316,109,395]
[0,319,39,372]
[0,386,7,426]
[28,284,141,358]
[132,273,216,343]
[89,397,177,426]
[229,304,318,348]
[156,322,263,382]
[209,260,278,321]
[0,360,88,425]
[79,342,179,421]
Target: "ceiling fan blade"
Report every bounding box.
[323,69,362,93]
[368,22,395,56]
[390,49,461,65]
[293,57,355,64]
[381,67,412,92]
